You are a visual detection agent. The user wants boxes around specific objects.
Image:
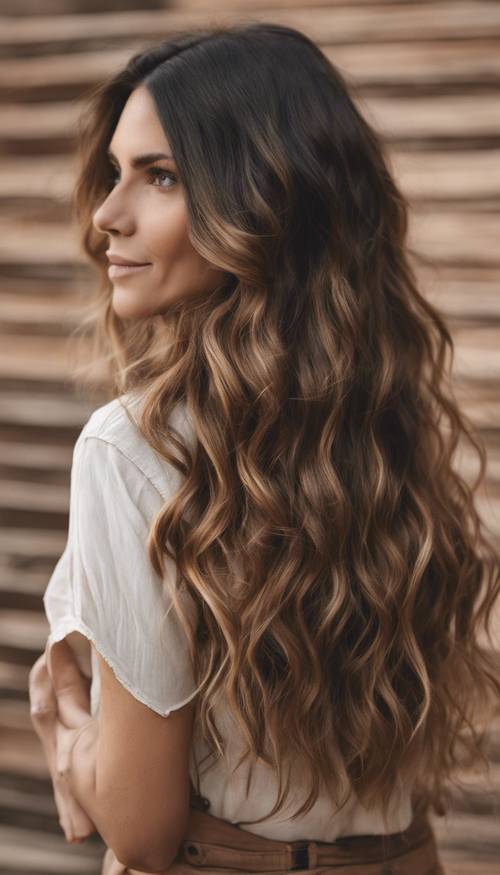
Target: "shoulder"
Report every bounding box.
[75,394,192,502]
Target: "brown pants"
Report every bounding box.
[101,798,446,874]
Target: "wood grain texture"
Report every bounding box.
[0,2,498,873]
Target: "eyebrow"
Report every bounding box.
[107,149,174,168]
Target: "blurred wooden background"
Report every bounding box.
[0,1,499,872]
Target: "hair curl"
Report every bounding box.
[70,21,500,828]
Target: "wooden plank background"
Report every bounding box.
[0,1,499,872]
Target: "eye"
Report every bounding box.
[107,164,177,190]
[147,167,177,189]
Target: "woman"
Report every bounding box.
[30,21,499,874]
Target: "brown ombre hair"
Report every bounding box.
[71,22,500,827]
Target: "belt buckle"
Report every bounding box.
[290,841,309,869]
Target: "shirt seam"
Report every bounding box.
[80,432,165,501]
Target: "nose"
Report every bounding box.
[92,188,135,237]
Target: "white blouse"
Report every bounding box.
[43,394,414,841]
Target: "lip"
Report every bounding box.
[108,263,151,278]
[106,252,151,266]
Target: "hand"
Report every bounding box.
[29,638,98,843]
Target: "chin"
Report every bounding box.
[111,289,155,320]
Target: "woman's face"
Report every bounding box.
[92,84,226,319]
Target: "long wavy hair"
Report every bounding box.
[70,22,500,827]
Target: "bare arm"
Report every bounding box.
[43,635,194,871]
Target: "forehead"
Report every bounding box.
[109,86,170,154]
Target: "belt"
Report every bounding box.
[178,807,438,871]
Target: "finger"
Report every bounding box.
[29,655,89,798]
[32,707,76,841]
[46,639,92,728]
[55,686,92,730]
[54,719,98,842]
[30,650,97,844]
[54,780,97,843]
[49,730,97,843]
[47,638,90,695]
[55,717,97,781]
[29,656,59,766]
[29,653,58,716]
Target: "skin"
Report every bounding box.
[93,83,227,320]
[31,635,196,867]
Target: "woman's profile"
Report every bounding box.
[30,21,500,875]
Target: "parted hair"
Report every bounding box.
[71,21,500,827]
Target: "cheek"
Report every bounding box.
[146,198,190,266]
[140,197,226,299]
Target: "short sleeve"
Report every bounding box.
[43,433,199,717]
